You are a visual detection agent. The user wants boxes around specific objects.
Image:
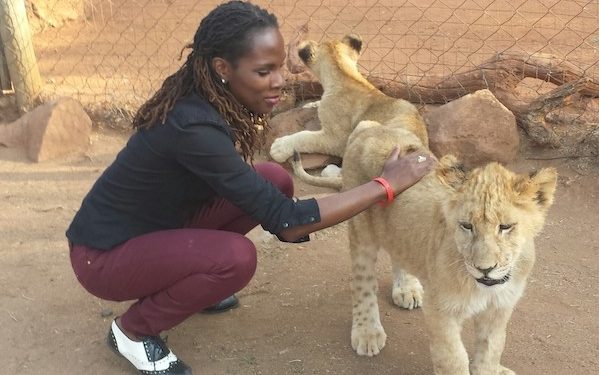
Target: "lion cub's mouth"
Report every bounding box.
[476,273,511,286]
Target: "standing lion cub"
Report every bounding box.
[341,121,557,374]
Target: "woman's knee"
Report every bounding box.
[228,235,257,286]
[255,162,293,198]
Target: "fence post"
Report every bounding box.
[0,36,11,91]
[0,0,42,111]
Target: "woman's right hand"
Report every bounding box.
[380,146,437,196]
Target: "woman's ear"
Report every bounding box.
[211,57,231,83]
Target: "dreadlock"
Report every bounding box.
[131,1,279,161]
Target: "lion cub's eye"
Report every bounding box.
[499,223,514,234]
[459,222,473,231]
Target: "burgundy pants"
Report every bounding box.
[70,162,293,337]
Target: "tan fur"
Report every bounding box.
[269,35,428,179]
[344,124,558,374]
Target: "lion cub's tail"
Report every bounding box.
[290,151,343,190]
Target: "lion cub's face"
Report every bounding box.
[298,34,363,82]
[438,160,557,289]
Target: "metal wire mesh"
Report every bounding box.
[2,0,598,114]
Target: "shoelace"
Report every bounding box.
[141,335,170,371]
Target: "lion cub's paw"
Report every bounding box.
[392,274,424,310]
[321,164,341,178]
[351,323,387,357]
[470,364,516,375]
[302,100,320,109]
[269,136,295,162]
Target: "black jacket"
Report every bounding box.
[66,94,319,250]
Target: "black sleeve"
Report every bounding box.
[175,123,321,237]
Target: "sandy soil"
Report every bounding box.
[0,128,598,375]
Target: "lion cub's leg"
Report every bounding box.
[391,264,424,310]
[424,308,470,375]
[349,222,386,357]
[470,306,516,375]
[269,130,345,163]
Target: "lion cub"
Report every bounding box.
[269,34,428,171]
[342,121,557,375]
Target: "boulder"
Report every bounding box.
[264,104,319,151]
[0,97,92,162]
[264,103,340,170]
[424,89,520,168]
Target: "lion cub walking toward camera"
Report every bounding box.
[343,121,557,374]
[269,34,428,173]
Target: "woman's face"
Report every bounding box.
[216,27,286,115]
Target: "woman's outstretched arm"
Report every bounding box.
[278,147,436,242]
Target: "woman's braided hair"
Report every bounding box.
[131,1,278,160]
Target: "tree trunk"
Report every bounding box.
[0,36,11,91]
[0,0,43,111]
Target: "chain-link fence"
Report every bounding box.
[1,0,598,125]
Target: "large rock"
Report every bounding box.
[424,89,519,168]
[264,104,319,151]
[0,97,92,162]
[264,103,340,170]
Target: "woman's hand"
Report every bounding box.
[380,146,437,196]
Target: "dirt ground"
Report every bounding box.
[1,127,598,375]
[1,1,598,374]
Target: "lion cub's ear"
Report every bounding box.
[436,154,467,191]
[342,34,363,54]
[298,40,317,66]
[514,167,558,210]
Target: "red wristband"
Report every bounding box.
[372,177,394,206]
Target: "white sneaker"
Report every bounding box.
[107,319,192,374]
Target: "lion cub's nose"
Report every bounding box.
[476,264,497,276]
